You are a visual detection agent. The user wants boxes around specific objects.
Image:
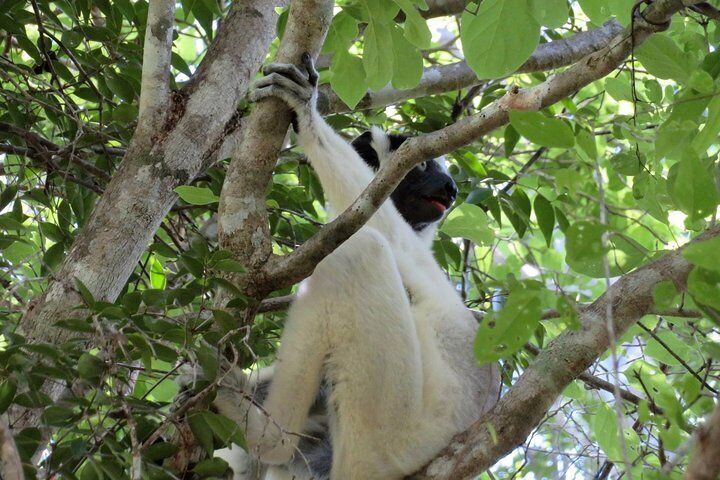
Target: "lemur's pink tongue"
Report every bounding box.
[429,199,447,213]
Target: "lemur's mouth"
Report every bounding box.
[423,195,452,213]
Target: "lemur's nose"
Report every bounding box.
[445,179,458,199]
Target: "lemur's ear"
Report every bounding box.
[351,131,380,170]
[351,128,409,170]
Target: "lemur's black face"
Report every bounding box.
[352,131,458,231]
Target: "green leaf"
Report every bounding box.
[692,93,720,155]
[213,258,246,273]
[330,51,368,109]
[605,76,633,102]
[533,195,554,247]
[667,154,719,221]
[461,0,540,79]
[575,128,597,160]
[189,413,215,457]
[174,186,220,205]
[74,278,96,307]
[474,283,543,362]
[645,331,691,366]
[106,73,136,102]
[509,111,574,148]
[78,353,105,381]
[394,0,431,48]
[609,151,643,176]
[390,25,423,90]
[193,458,230,477]
[688,267,720,311]
[440,203,494,246]
[578,0,633,25]
[683,236,720,273]
[635,34,695,84]
[0,380,17,414]
[652,280,677,309]
[565,221,605,274]
[528,0,567,28]
[363,19,394,91]
[144,441,178,461]
[322,11,358,54]
[205,411,246,448]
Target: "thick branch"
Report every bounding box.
[684,402,720,480]
[12,0,284,432]
[217,0,334,291]
[413,224,720,479]
[317,20,624,114]
[137,0,175,135]
[267,1,685,290]
[422,0,466,18]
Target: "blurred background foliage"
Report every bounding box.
[2,0,720,478]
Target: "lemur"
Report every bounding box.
[214,53,501,480]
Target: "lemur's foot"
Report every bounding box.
[250,52,318,113]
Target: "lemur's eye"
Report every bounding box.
[417,161,428,172]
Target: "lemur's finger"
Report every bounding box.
[254,72,309,99]
[263,63,311,88]
[301,52,318,87]
[250,85,306,110]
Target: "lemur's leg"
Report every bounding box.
[217,228,422,477]
[250,55,401,235]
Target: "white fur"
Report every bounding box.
[216,71,501,479]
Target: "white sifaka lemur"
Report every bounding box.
[213,53,501,480]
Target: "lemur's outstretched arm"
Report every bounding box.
[251,54,402,235]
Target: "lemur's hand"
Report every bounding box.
[250,52,318,117]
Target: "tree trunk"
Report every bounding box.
[11,0,284,430]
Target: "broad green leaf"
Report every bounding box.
[575,128,597,160]
[394,0,432,48]
[688,267,720,311]
[691,93,720,155]
[605,76,633,102]
[461,0,540,79]
[189,413,215,457]
[144,442,178,461]
[593,403,641,461]
[440,203,494,246]
[529,0,567,28]
[533,194,554,247]
[78,353,105,381]
[213,258,246,273]
[655,120,696,161]
[635,34,695,84]
[683,236,720,273]
[174,186,220,205]
[565,221,605,275]
[645,331,692,366]
[205,411,246,448]
[667,155,719,221]
[193,458,230,477]
[474,283,543,362]
[609,151,643,176]
[322,11,358,54]
[652,280,677,309]
[390,25,423,89]
[363,19,394,90]
[578,0,633,25]
[509,111,574,148]
[0,380,17,414]
[330,51,368,109]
